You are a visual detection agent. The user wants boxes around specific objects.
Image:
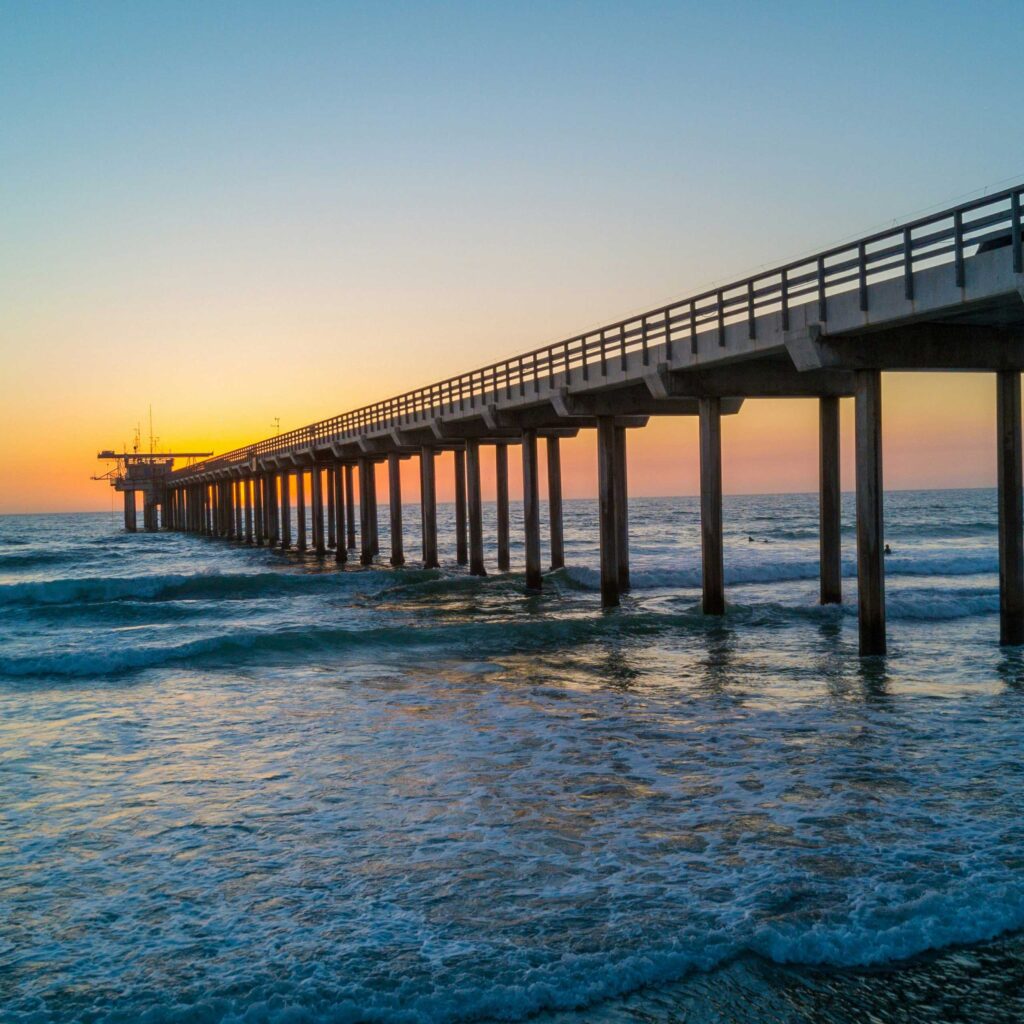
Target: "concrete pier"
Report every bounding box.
[367,462,380,557]
[522,429,542,590]
[597,417,619,608]
[388,453,404,567]
[296,472,308,552]
[454,449,468,566]
[495,444,510,572]
[997,370,1024,645]
[160,183,1024,658]
[699,397,725,615]
[547,437,564,570]
[819,397,842,604]
[345,465,356,551]
[420,448,439,568]
[467,439,486,576]
[855,370,885,656]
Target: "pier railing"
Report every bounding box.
[173,184,1023,477]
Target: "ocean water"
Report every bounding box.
[2,489,1023,1023]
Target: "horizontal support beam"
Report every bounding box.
[787,323,1024,371]
[644,359,856,398]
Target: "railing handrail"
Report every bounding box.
[173,183,1024,479]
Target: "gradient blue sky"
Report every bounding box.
[2,1,1022,511]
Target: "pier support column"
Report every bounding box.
[997,370,1024,645]
[124,490,137,532]
[327,467,337,549]
[254,475,266,548]
[296,471,307,552]
[245,478,253,543]
[345,465,356,550]
[522,428,542,591]
[333,465,347,564]
[597,417,620,608]
[454,449,468,566]
[699,397,725,615]
[467,439,486,576]
[280,474,292,549]
[496,444,510,572]
[370,466,382,561]
[614,427,630,592]
[420,448,439,568]
[359,459,374,566]
[234,482,243,539]
[855,370,886,656]
[547,437,565,570]
[268,474,279,545]
[311,467,325,556]
[819,396,842,604]
[388,453,404,567]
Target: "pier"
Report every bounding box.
[150,185,1024,656]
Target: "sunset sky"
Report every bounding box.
[2,1,1022,513]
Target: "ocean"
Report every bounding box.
[2,489,1022,1023]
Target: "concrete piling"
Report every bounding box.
[388,453,404,567]
[997,370,1024,645]
[699,397,725,615]
[819,397,842,604]
[522,428,542,591]
[855,370,885,656]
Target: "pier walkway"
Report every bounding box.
[159,185,1024,655]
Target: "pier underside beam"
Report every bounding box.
[495,444,511,572]
[388,453,404,567]
[819,397,842,604]
[522,428,542,591]
[855,370,886,656]
[699,397,725,615]
[997,370,1024,645]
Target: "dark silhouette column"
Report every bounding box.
[597,417,619,608]
[454,448,468,566]
[699,397,725,615]
[327,467,337,549]
[267,473,279,545]
[311,466,325,556]
[522,428,542,591]
[997,370,1024,645]
[388,453,404,567]
[280,473,292,549]
[359,459,373,566]
[296,471,307,552]
[614,426,630,592]
[333,464,347,564]
[420,448,439,568]
[855,370,885,655]
[466,439,486,576]
[368,462,380,556]
[244,478,253,543]
[819,396,842,604]
[124,490,137,532]
[546,436,565,570]
[345,465,356,550]
[495,444,510,572]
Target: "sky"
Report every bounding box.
[1,0,1022,513]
